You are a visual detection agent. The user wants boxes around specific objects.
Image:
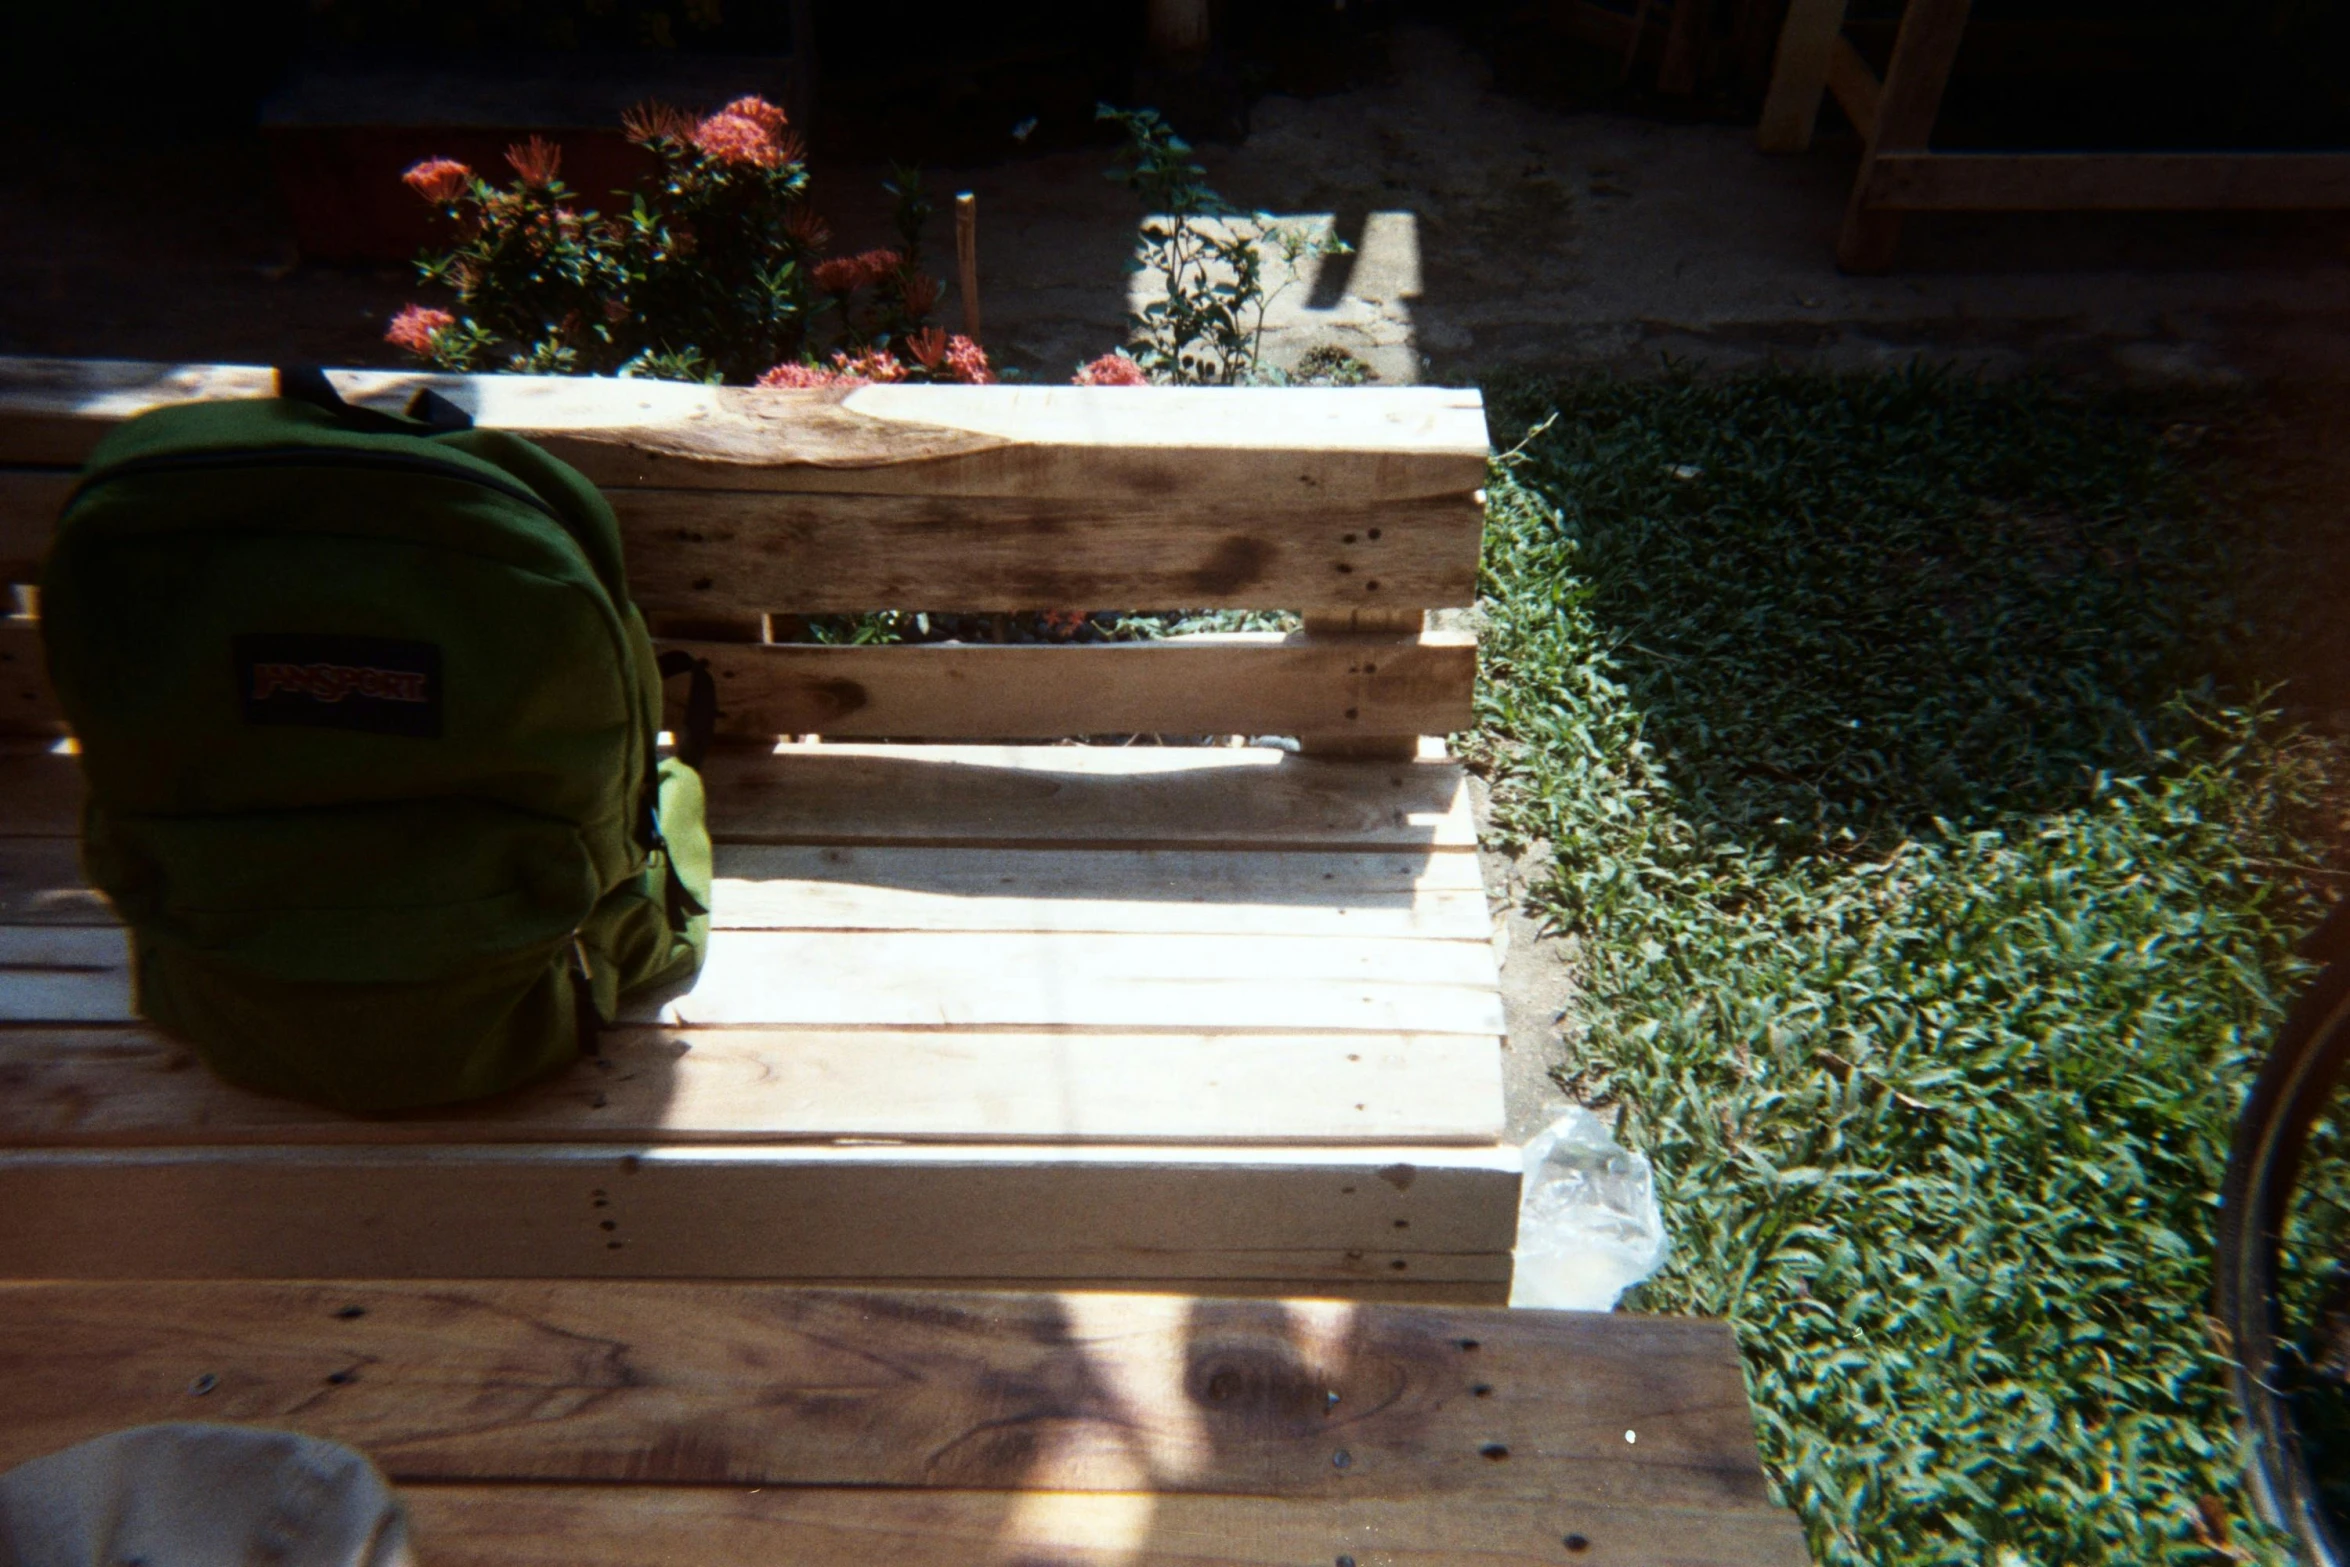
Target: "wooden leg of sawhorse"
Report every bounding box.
[1756,0,1851,152]
[1836,0,1973,272]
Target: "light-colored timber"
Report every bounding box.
[1755,0,1849,151]
[0,359,1490,499]
[0,838,1492,936]
[0,1026,1505,1147]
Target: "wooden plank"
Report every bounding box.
[0,739,1479,850]
[678,633,1476,740]
[1756,0,1849,152]
[0,838,1491,938]
[0,1282,1780,1513]
[0,1142,1521,1282]
[0,924,1505,1035]
[399,1486,1813,1567]
[582,488,1484,615]
[1864,151,2350,211]
[1837,0,1973,272]
[659,929,1503,1032]
[0,624,1480,741]
[0,360,1492,502]
[1824,33,1882,143]
[1,470,1481,615]
[1298,609,1429,760]
[711,843,1493,938]
[0,1026,1505,1146]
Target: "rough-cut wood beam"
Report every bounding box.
[0,1142,1521,1283]
[0,1024,1505,1147]
[397,1486,1815,1567]
[1756,0,1851,151]
[0,471,1481,614]
[1838,0,1974,273]
[1865,151,2350,211]
[0,1281,1779,1509]
[1824,33,1883,142]
[0,360,1491,503]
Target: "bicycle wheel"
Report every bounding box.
[2218,946,2350,1565]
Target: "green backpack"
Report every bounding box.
[40,369,714,1113]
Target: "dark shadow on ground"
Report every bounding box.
[1478,369,2328,856]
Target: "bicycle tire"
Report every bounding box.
[2218,952,2350,1565]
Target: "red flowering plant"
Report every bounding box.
[386,98,976,384]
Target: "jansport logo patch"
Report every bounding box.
[234,634,443,738]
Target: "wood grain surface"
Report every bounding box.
[0,360,1491,501]
[399,1484,1813,1567]
[0,1143,1521,1282]
[0,1026,1505,1146]
[0,473,1481,614]
[0,1282,1776,1509]
[0,838,1491,937]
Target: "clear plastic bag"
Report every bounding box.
[1509,1108,1669,1311]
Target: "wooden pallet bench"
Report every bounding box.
[0,359,1813,1563]
[0,357,1517,1299]
[0,1279,1814,1566]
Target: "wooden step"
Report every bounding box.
[0,1281,1814,1566]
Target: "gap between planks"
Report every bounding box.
[0,618,1477,743]
[0,740,1481,852]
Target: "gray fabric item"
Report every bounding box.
[0,1424,412,1567]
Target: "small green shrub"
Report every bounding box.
[1095,104,1346,387]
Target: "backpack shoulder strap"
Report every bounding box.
[275,366,474,435]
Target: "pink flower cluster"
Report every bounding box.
[506,136,562,188]
[384,304,455,355]
[943,334,995,385]
[812,247,903,295]
[688,96,800,170]
[757,349,905,389]
[401,158,472,205]
[756,333,994,390]
[1073,353,1148,387]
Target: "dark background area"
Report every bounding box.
[4,1,2344,157]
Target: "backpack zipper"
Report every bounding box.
[69,446,565,522]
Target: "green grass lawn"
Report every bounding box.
[1468,369,2337,1566]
